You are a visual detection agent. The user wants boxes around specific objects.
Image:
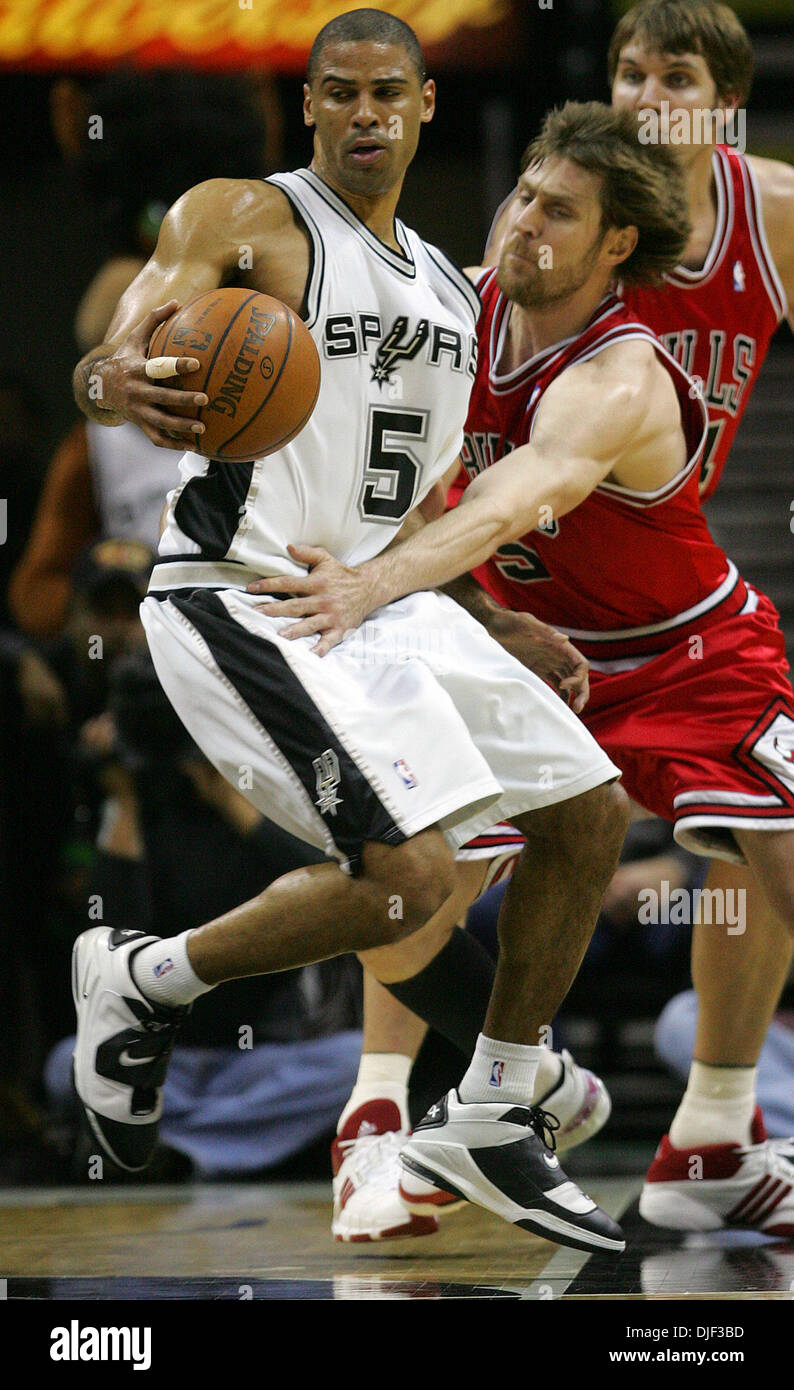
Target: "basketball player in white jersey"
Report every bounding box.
[70,10,629,1253]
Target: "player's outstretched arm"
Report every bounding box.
[248,345,660,654]
[72,179,296,447]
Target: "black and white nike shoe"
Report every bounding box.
[399,1090,625,1255]
[72,927,188,1172]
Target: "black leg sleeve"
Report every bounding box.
[382,926,494,1054]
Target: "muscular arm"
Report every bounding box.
[248,342,682,663]
[748,154,794,333]
[73,178,307,444]
[353,343,673,611]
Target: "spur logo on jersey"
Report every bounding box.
[322,311,477,385]
[312,749,343,816]
[371,316,430,386]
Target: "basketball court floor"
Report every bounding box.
[2,1177,793,1301]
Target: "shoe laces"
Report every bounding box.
[740,1136,794,1179]
[527,1105,562,1153]
[338,1130,405,1189]
[764,1137,794,1177]
[132,1002,188,1074]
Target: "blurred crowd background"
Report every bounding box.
[1,0,793,1185]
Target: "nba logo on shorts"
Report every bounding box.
[489,1060,504,1088]
[393,758,418,789]
[153,958,174,979]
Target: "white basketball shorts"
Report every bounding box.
[141,585,619,873]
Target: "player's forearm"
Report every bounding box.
[440,573,503,630]
[73,346,125,425]
[359,488,513,611]
[359,447,571,610]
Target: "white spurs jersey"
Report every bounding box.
[152,168,479,593]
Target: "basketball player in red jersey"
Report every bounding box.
[475,0,794,1229]
[610,0,792,501]
[326,0,794,1241]
[250,99,794,1237]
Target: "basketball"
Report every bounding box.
[147,288,321,461]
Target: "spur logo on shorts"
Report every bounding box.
[489,1060,505,1088]
[312,749,343,816]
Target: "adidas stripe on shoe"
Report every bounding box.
[331,1100,441,1242]
[640,1108,794,1236]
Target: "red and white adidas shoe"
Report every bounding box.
[640,1109,794,1236]
[331,1100,442,1242]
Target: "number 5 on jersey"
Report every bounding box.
[358,405,429,523]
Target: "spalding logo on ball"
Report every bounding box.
[147,288,321,462]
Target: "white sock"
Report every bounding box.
[669,1060,756,1148]
[458,1033,542,1106]
[533,1047,565,1102]
[130,931,214,1007]
[336,1053,412,1134]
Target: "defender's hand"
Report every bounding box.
[247,545,373,656]
[95,301,209,449]
[488,607,590,712]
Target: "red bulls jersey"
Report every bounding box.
[621,146,787,499]
[453,271,749,663]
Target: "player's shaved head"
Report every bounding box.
[608,0,754,106]
[307,8,426,86]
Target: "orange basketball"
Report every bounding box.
[147,288,320,462]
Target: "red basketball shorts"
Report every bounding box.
[582,590,794,862]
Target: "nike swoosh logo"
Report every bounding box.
[118,1049,153,1068]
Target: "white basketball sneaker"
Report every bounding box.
[331,1099,456,1242]
[390,1049,611,1224]
[72,926,188,1172]
[640,1109,794,1236]
[400,1090,625,1254]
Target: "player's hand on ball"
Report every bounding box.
[95,301,208,449]
[248,545,371,656]
[488,608,590,713]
